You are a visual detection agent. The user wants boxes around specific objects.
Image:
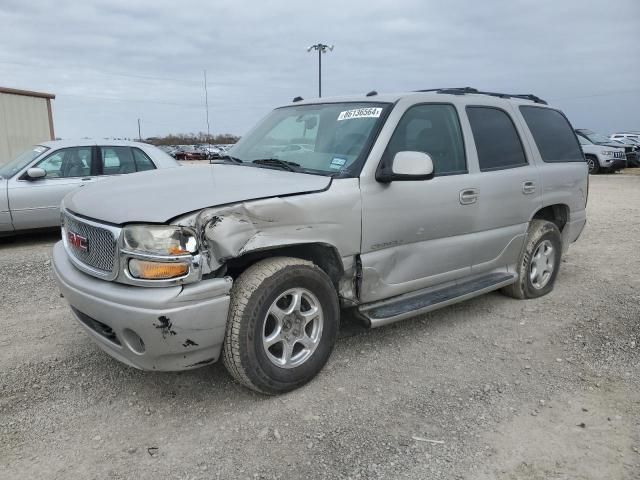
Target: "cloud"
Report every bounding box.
[0,0,638,138]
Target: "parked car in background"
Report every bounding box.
[610,132,640,143]
[576,129,638,168]
[610,137,640,167]
[53,88,588,394]
[200,145,224,159]
[577,135,626,173]
[173,145,207,161]
[0,140,179,234]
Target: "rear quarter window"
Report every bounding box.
[519,106,584,163]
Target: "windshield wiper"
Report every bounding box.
[214,154,243,164]
[251,158,302,172]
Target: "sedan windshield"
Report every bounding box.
[0,145,49,179]
[228,102,390,176]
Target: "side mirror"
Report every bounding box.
[376,151,434,183]
[26,167,47,180]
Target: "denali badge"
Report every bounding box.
[68,231,88,252]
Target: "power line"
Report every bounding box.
[0,59,220,86]
[548,88,640,101]
[55,92,203,108]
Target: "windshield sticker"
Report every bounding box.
[330,157,347,170]
[337,107,382,121]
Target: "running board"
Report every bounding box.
[358,272,517,328]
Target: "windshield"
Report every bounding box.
[0,145,49,179]
[580,130,612,144]
[228,102,390,176]
[577,135,592,146]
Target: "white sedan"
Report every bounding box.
[0,140,179,234]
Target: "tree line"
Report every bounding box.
[145,132,240,146]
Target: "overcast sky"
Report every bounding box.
[1,0,638,139]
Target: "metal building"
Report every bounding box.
[0,86,55,165]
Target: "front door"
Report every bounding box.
[9,146,97,229]
[359,103,477,303]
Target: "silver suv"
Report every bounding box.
[53,88,588,394]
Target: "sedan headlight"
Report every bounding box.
[123,225,198,255]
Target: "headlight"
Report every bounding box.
[123,225,198,255]
[122,225,199,281]
[600,151,615,157]
[122,225,198,255]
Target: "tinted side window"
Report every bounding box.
[36,147,92,178]
[100,147,136,174]
[519,106,584,163]
[384,104,467,176]
[132,148,156,172]
[466,107,527,171]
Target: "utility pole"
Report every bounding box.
[137,118,141,141]
[307,44,334,97]
[204,70,211,144]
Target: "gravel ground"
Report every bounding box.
[1,174,639,480]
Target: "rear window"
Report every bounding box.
[132,148,156,172]
[519,107,584,163]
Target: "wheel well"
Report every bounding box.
[224,243,344,287]
[532,204,569,232]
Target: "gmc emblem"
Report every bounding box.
[68,231,88,252]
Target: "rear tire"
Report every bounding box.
[502,220,562,300]
[222,257,340,394]
[586,155,599,174]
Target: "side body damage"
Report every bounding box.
[176,178,363,303]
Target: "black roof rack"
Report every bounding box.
[413,87,547,104]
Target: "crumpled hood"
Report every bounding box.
[63,164,331,224]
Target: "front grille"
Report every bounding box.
[63,212,117,273]
[615,151,624,159]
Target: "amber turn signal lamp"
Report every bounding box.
[129,259,189,280]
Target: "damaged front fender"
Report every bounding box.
[175,179,363,278]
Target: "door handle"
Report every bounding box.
[81,177,93,181]
[522,181,536,194]
[459,188,479,205]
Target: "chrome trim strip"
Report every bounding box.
[120,250,203,287]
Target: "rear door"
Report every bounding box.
[8,146,98,229]
[463,105,542,275]
[96,146,156,177]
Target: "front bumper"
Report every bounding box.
[601,158,626,170]
[52,241,232,371]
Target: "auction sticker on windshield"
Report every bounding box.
[337,107,382,121]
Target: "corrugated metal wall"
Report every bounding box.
[0,93,52,165]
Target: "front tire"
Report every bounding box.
[502,220,562,300]
[586,155,599,174]
[222,257,340,394]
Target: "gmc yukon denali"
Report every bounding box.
[53,88,588,394]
